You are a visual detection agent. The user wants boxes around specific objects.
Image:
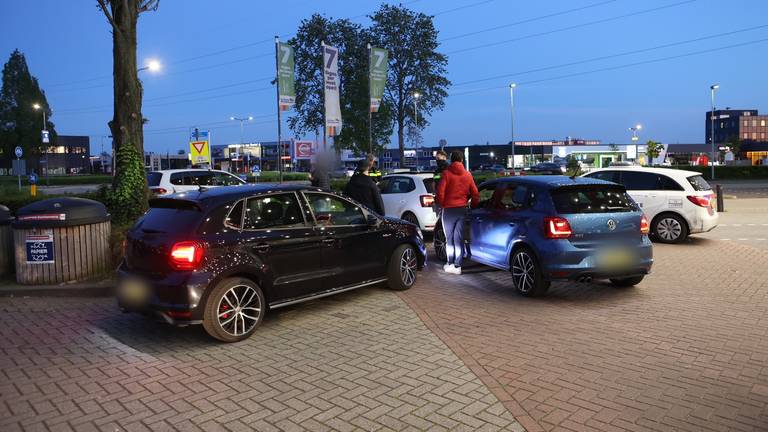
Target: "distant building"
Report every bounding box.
[706,109,768,164]
[145,152,189,171]
[42,135,91,175]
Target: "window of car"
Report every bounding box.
[550,186,636,214]
[497,184,534,210]
[147,172,162,187]
[242,193,306,230]
[224,200,244,229]
[687,175,712,191]
[586,171,620,183]
[304,193,366,226]
[658,175,683,191]
[380,176,415,194]
[213,172,244,186]
[170,171,215,186]
[619,171,661,190]
[422,178,435,194]
[477,183,497,208]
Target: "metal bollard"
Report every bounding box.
[716,184,724,213]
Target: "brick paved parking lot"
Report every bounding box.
[401,238,768,431]
[0,289,522,431]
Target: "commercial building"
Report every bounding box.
[705,108,768,164]
[145,152,189,171]
[41,135,91,175]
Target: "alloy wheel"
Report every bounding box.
[434,227,447,261]
[656,217,682,241]
[511,251,535,293]
[217,284,261,336]
[400,247,417,287]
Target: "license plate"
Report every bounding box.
[597,249,634,270]
[118,278,149,305]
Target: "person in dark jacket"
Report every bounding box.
[433,149,449,184]
[344,159,385,215]
[436,151,479,274]
[310,153,330,189]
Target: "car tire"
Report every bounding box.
[609,276,644,287]
[510,247,550,297]
[652,213,688,244]
[433,220,447,262]
[387,244,418,291]
[401,212,420,229]
[202,277,265,343]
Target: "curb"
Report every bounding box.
[0,278,115,297]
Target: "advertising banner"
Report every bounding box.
[369,47,388,113]
[323,44,342,136]
[294,140,315,159]
[277,42,295,111]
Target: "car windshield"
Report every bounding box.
[147,172,162,187]
[550,186,636,214]
[687,175,711,191]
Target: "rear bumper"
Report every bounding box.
[689,207,719,234]
[541,236,654,281]
[416,207,439,231]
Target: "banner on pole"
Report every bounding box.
[323,44,342,136]
[277,42,295,111]
[369,47,388,113]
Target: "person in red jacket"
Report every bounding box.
[436,151,480,274]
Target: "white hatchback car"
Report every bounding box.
[147,169,246,196]
[378,173,438,232]
[583,167,718,243]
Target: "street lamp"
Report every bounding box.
[230,116,254,173]
[138,59,161,72]
[33,103,48,183]
[509,83,516,172]
[710,84,719,180]
[628,124,642,163]
[413,92,421,172]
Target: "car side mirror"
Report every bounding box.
[366,214,380,227]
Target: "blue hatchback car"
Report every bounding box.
[435,176,653,296]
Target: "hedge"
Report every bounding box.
[0,175,112,187]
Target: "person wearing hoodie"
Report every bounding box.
[436,151,480,274]
[344,158,385,215]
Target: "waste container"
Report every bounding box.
[12,197,111,285]
[0,205,12,276]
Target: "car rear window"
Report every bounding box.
[423,178,435,193]
[687,175,711,191]
[550,186,636,214]
[139,202,202,234]
[147,172,162,187]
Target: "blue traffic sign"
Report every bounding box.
[15,146,22,158]
[29,173,38,184]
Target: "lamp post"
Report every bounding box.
[138,59,161,73]
[32,103,48,184]
[509,83,516,172]
[629,124,642,162]
[230,116,253,173]
[710,84,719,180]
[413,92,421,172]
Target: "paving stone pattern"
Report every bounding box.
[0,288,524,432]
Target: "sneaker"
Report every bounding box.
[446,265,462,275]
[443,263,452,272]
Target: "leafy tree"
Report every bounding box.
[645,140,663,165]
[726,135,742,158]
[565,155,581,176]
[0,49,56,169]
[369,4,450,161]
[288,14,393,156]
[96,0,159,221]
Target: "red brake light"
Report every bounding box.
[169,241,205,270]
[640,214,650,234]
[151,187,168,195]
[420,194,435,207]
[544,217,572,239]
[686,195,712,207]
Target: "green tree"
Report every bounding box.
[565,155,581,176]
[0,49,56,170]
[288,14,393,156]
[369,4,450,161]
[645,140,663,165]
[96,0,159,222]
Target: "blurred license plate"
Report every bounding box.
[118,279,149,305]
[597,249,634,270]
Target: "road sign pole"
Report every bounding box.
[275,36,283,183]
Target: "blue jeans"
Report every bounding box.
[442,207,466,268]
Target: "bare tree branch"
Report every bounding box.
[96,0,117,29]
[138,0,159,13]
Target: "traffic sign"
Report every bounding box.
[41,130,50,144]
[15,146,23,158]
[190,140,211,165]
[29,173,37,184]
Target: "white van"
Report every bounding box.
[583,167,718,243]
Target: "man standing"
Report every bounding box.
[436,151,479,274]
[344,158,385,215]
[366,153,382,183]
[433,150,448,185]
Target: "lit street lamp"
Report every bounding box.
[138,59,161,73]
[628,124,642,142]
[710,84,719,180]
[413,92,421,172]
[509,83,516,171]
[230,116,254,173]
[33,103,48,184]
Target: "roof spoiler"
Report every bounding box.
[148,197,203,211]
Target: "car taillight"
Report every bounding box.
[544,217,572,239]
[640,214,650,234]
[686,195,711,207]
[151,187,168,195]
[420,195,435,207]
[169,241,205,270]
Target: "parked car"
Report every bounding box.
[117,184,426,342]
[528,162,566,175]
[582,167,718,243]
[147,169,246,196]
[329,168,355,179]
[378,173,438,231]
[434,176,653,296]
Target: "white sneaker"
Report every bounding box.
[443,263,452,272]
[446,265,462,275]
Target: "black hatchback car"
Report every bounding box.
[117,184,426,342]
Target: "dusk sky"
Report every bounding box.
[3,0,767,154]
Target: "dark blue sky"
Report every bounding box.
[3,0,767,154]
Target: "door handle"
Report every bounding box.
[254,243,270,253]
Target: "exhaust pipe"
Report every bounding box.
[576,276,593,283]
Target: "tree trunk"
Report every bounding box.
[397,120,405,163]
